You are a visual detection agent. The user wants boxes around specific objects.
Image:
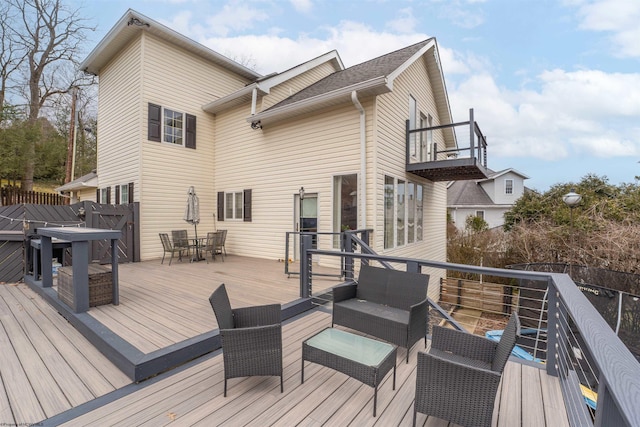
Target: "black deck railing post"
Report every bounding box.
[300,234,312,298]
[546,278,560,378]
[405,119,411,166]
[342,232,354,280]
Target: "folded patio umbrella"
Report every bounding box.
[184,186,200,240]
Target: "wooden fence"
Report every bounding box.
[0,202,139,284]
[1,186,68,206]
[440,277,513,314]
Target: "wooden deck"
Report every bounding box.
[45,309,570,426]
[83,256,341,354]
[6,256,570,426]
[0,283,130,426]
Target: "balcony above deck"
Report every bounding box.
[407,156,489,181]
[406,108,489,182]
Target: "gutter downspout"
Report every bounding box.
[351,91,366,229]
[251,87,258,115]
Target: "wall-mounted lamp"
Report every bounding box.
[251,120,263,130]
[77,206,86,221]
[127,17,150,27]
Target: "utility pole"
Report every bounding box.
[65,87,78,183]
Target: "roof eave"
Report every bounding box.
[246,76,390,126]
[80,9,262,80]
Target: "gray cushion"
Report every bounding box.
[334,299,409,325]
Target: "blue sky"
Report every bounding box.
[75,0,640,191]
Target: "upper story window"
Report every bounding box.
[163,108,183,145]
[505,179,513,195]
[147,103,196,149]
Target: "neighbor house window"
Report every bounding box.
[218,190,252,222]
[148,103,196,149]
[384,175,425,249]
[476,210,485,220]
[505,179,513,195]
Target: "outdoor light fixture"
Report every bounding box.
[251,120,262,130]
[562,189,582,208]
[562,188,581,276]
[299,187,305,201]
[77,206,86,221]
[127,17,150,27]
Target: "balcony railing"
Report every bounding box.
[406,108,489,181]
[297,233,640,427]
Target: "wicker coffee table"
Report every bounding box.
[302,327,397,416]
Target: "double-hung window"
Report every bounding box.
[148,103,196,149]
[225,192,243,220]
[505,179,514,195]
[217,190,252,222]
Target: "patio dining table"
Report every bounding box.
[190,237,206,262]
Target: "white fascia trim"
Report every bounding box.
[386,39,436,86]
[81,9,262,79]
[259,51,344,92]
[246,76,390,123]
[202,83,267,113]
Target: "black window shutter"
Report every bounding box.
[185,114,196,149]
[96,188,100,202]
[217,192,224,221]
[148,103,161,142]
[107,187,112,204]
[115,186,120,205]
[128,182,134,203]
[243,189,252,222]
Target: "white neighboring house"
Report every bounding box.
[54,170,98,204]
[447,168,529,230]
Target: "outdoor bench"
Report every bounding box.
[332,265,430,362]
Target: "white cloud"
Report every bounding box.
[572,0,640,57]
[290,0,313,13]
[202,20,428,73]
[385,8,418,34]
[449,67,640,161]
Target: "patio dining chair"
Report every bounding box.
[209,283,283,397]
[413,312,520,427]
[159,233,185,265]
[217,229,228,256]
[213,230,225,262]
[171,229,191,259]
[200,232,216,262]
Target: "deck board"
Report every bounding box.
[0,283,131,425]
[3,257,572,426]
[59,309,569,427]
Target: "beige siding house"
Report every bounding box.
[81,10,488,299]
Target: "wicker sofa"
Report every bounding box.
[332,265,430,362]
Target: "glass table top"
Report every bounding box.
[305,328,396,366]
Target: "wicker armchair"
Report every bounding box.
[159,233,185,265]
[413,312,520,427]
[209,284,283,396]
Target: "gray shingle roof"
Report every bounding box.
[447,180,494,206]
[268,38,433,110]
